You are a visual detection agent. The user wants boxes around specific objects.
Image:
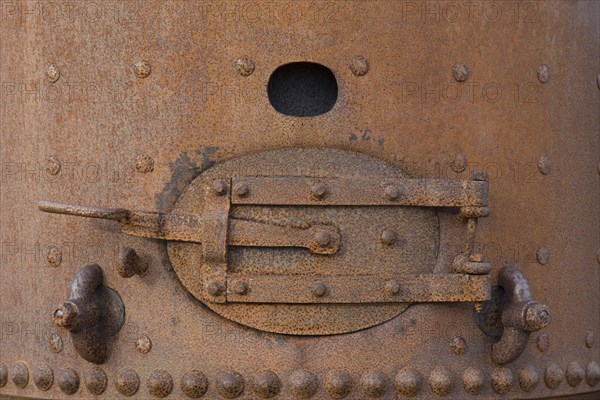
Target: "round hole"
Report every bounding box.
[267,62,338,117]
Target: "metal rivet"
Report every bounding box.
[148,369,173,398]
[429,366,453,396]
[233,182,250,197]
[566,362,584,387]
[236,57,255,76]
[289,370,318,399]
[0,363,7,388]
[134,60,152,78]
[216,370,244,399]
[537,64,550,83]
[491,367,513,394]
[383,185,401,201]
[207,281,225,296]
[536,246,551,265]
[361,370,388,398]
[46,156,61,175]
[450,336,467,356]
[252,370,281,399]
[394,368,422,397]
[135,335,152,354]
[85,368,108,395]
[324,369,352,399]
[462,367,483,395]
[518,366,539,392]
[135,155,154,173]
[211,180,228,195]
[50,333,63,353]
[315,231,332,247]
[311,282,328,297]
[118,246,149,278]
[586,361,600,387]
[46,245,62,267]
[311,182,328,199]
[12,362,29,388]
[181,370,208,398]
[33,364,54,391]
[380,229,396,245]
[47,64,60,83]
[451,153,467,173]
[385,280,400,296]
[536,333,550,352]
[116,369,140,396]
[232,281,249,295]
[452,63,469,82]
[350,56,369,76]
[544,363,563,389]
[538,155,552,175]
[585,331,595,348]
[58,368,80,395]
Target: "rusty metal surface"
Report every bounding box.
[1,0,599,399]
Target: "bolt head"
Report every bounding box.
[311,182,327,199]
[311,282,328,297]
[384,185,401,201]
[211,180,227,195]
[452,62,469,82]
[524,303,551,331]
[381,229,397,245]
[350,55,370,76]
[233,182,250,197]
[207,281,225,296]
[385,280,400,295]
[133,60,151,78]
[236,57,255,76]
[232,281,249,295]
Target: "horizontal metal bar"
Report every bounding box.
[226,274,491,304]
[230,177,488,207]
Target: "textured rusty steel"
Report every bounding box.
[1,0,599,399]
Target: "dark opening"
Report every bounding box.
[267,62,338,117]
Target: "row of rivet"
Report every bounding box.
[1,362,599,398]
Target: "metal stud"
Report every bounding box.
[116,369,140,396]
[46,156,61,175]
[216,370,244,399]
[12,362,29,388]
[462,367,483,395]
[133,60,152,78]
[566,362,584,387]
[429,366,453,396]
[360,370,388,398]
[33,364,54,391]
[383,185,401,201]
[85,368,108,395]
[50,333,63,353]
[518,366,539,392]
[324,369,352,399]
[252,370,281,399]
[385,280,400,296]
[311,182,328,199]
[211,180,228,196]
[181,370,208,398]
[236,57,255,76]
[135,155,154,173]
[380,229,396,245]
[46,245,62,267]
[585,331,595,348]
[233,182,250,197]
[207,281,225,296]
[585,361,600,387]
[350,56,369,76]
[58,368,80,395]
[0,363,7,388]
[315,231,332,247]
[311,282,328,298]
[394,368,422,397]
[148,369,173,398]
[289,369,318,399]
[536,246,551,265]
[537,64,550,83]
[536,333,550,352]
[491,367,513,394]
[46,64,60,83]
[135,335,152,354]
[450,153,467,172]
[544,363,563,389]
[232,281,249,295]
[450,336,467,356]
[538,155,552,175]
[452,63,470,82]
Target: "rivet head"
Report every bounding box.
[566,362,584,387]
[385,279,400,296]
[148,369,173,398]
[383,185,401,201]
[462,367,483,395]
[232,281,249,295]
[586,361,600,387]
[252,370,281,399]
[216,370,244,399]
[207,281,225,296]
[12,362,29,388]
[46,156,61,175]
[536,246,551,265]
[315,231,332,247]
[135,155,154,173]
[311,182,328,199]
[181,370,208,398]
[450,336,467,356]
[233,182,250,197]
[524,303,550,331]
[538,155,552,175]
[450,153,467,172]
[135,335,152,354]
[585,331,595,348]
[0,363,7,388]
[211,180,228,195]
[537,64,550,83]
[324,369,353,399]
[518,366,539,392]
[33,364,54,391]
[134,60,152,78]
[429,366,453,396]
[394,367,422,397]
[58,368,80,395]
[452,63,470,82]
[380,229,397,245]
[289,369,318,399]
[360,370,388,398]
[116,369,140,396]
[50,333,63,353]
[236,57,255,76]
[85,368,108,395]
[46,245,62,267]
[350,55,369,76]
[544,363,564,389]
[536,333,550,352]
[47,63,60,83]
[311,282,328,297]
[491,367,513,394]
